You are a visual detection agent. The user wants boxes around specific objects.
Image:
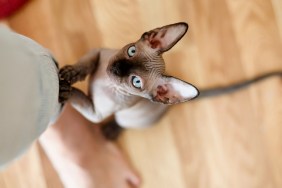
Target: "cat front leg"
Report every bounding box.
[58,49,100,105]
[68,87,104,123]
[59,49,100,85]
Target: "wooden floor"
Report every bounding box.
[1,0,282,187]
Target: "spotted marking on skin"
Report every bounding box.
[151,85,170,103]
[142,31,164,49]
[152,32,157,38]
[150,40,160,49]
[157,85,168,96]
[152,84,183,104]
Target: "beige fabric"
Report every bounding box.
[0,27,60,169]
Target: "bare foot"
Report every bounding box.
[39,104,140,188]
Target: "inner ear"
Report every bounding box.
[141,22,188,53]
[150,76,199,105]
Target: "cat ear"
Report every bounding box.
[150,76,199,105]
[141,22,188,53]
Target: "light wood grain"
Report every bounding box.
[1,0,282,187]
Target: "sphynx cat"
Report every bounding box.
[59,22,282,139]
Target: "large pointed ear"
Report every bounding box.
[150,76,199,105]
[141,22,188,53]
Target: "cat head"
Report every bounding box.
[107,22,199,104]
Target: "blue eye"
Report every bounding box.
[131,75,142,89]
[127,46,136,57]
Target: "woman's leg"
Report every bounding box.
[40,104,140,188]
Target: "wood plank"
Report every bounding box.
[0,0,282,187]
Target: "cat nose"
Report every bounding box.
[110,60,132,77]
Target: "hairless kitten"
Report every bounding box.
[59,22,282,139]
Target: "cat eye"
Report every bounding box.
[131,75,142,89]
[127,45,136,57]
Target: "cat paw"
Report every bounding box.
[59,65,82,85]
[58,78,72,103]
